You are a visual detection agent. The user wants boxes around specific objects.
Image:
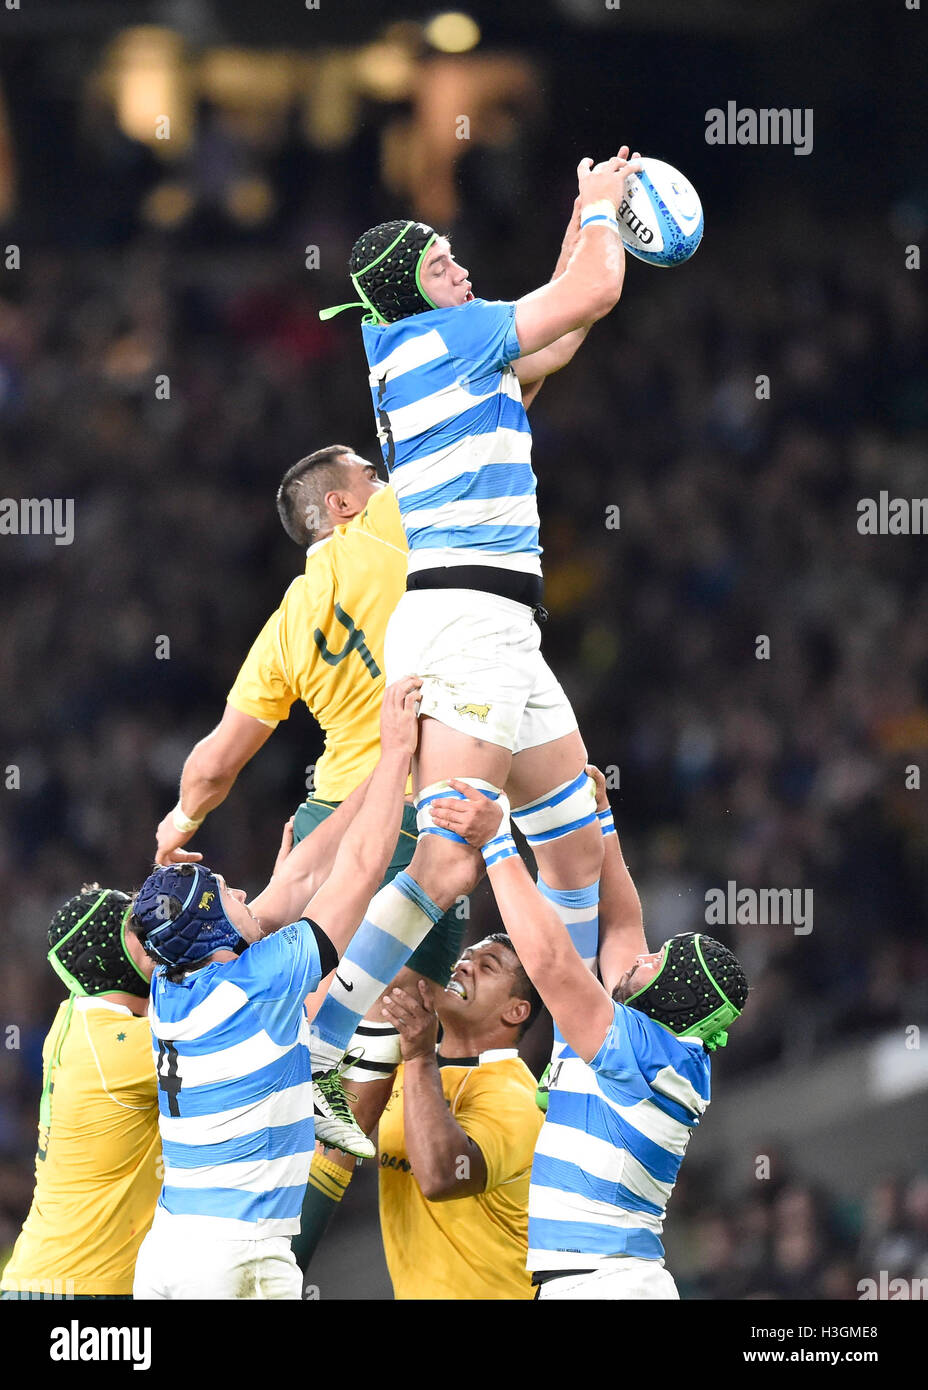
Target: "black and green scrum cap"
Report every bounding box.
[40,888,149,1137]
[320,220,440,326]
[47,887,150,1000]
[625,932,748,1051]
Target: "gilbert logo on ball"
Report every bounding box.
[617,157,704,267]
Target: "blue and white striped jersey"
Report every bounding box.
[528,1001,711,1269]
[361,299,541,577]
[148,920,323,1239]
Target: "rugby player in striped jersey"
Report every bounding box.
[311,151,644,1133]
[129,676,420,1300]
[152,182,611,1253]
[430,779,749,1300]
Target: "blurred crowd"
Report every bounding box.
[667,1161,928,1301]
[1,89,926,1294]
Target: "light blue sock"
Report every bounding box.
[537,876,600,1061]
[311,871,442,1067]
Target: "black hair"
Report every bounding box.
[483,932,544,1038]
[276,445,355,547]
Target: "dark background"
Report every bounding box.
[0,0,926,1299]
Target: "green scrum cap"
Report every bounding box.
[47,887,150,1000]
[40,887,150,1137]
[320,220,440,325]
[625,932,748,1051]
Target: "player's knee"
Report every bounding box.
[535,824,603,892]
[437,846,484,900]
[408,821,483,908]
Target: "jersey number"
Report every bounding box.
[157,1040,183,1117]
[313,602,381,679]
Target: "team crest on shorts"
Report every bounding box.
[455,702,491,722]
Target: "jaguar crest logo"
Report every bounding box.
[455,702,491,723]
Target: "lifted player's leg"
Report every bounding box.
[308,584,540,1152]
[296,761,474,1267]
[308,715,503,1153]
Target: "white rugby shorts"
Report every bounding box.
[385,588,577,754]
[535,1258,680,1300]
[133,1210,302,1300]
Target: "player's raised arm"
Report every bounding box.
[247,773,373,930]
[516,198,583,409]
[516,184,636,402]
[155,704,275,865]
[302,677,421,957]
[513,149,641,358]
[430,782,615,1062]
[585,763,648,992]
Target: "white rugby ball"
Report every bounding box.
[617,157,704,267]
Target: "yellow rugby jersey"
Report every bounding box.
[378,1051,543,1300]
[227,484,408,801]
[1,998,160,1297]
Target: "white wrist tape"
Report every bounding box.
[580,198,619,233]
[171,802,203,834]
[483,832,519,868]
[480,791,517,867]
[597,808,616,837]
[488,790,512,840]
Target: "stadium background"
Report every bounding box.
[0,0,926,1300]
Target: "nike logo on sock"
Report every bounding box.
[335,972,354,992]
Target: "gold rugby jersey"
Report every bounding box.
[1,998,160,1296]
[378,1051,543,1300]
[227,485,408,800]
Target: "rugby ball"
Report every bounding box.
[617,157,704,267]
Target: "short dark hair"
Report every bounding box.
[276,444,354,547]
[484,932,544,1038]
